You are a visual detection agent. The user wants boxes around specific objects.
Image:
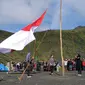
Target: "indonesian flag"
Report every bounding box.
[0,10,46,53]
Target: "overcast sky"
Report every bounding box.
[0,0,85,32]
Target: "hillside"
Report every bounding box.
[0,27,85,64]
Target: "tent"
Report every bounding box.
[0,63,9,72]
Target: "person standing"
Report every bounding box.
[75,54,83,76]
[26,61,32,78]
[82,58,85,71]
[64,59,68,71]
[23,61,31,78]
[48,55,55,75]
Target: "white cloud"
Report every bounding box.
[50,0,85,29]
[64,0,85,17]
[1,0,85,24]
[0,0,85,31]
[0,0,51,24]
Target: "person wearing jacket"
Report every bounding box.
[75,54,83,76]
[48,55,55,75]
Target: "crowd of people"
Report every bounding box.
[64,54,85,71]
[6,54,85,78]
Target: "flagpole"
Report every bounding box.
[33,40,36,58]
[60,0,65,76]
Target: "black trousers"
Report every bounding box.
[50,66,54,73]
[78,70,82,74]
[26,69,30,76]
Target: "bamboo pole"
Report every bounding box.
[60,0,65,76]
[33,40,36,58]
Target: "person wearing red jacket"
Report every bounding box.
[82,58,85,71]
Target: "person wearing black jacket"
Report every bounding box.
[23,61,31,78]
[75,54,83,76]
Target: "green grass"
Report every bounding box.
[0,26,85,64]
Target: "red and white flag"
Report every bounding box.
[0,10,46,53]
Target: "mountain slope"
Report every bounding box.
[0,27,85,64]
